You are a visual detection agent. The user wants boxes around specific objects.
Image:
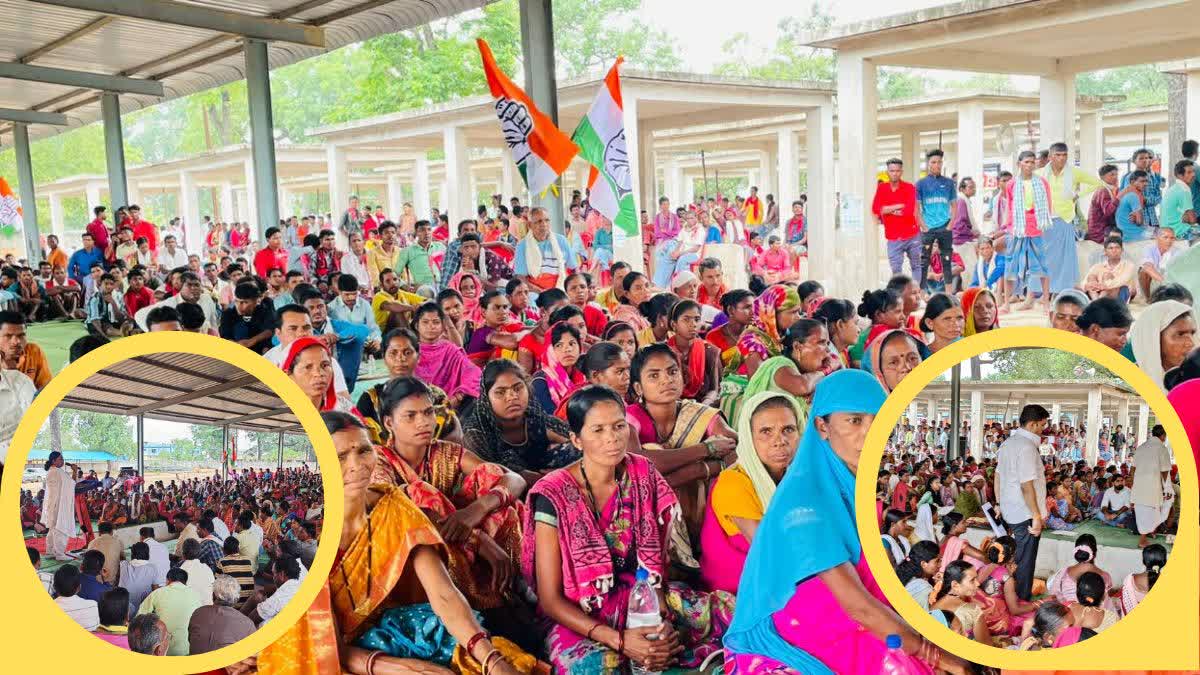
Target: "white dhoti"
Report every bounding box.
[1134,497,1174,535]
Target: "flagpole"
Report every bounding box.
[700,150,709,204]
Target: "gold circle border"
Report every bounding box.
[856,326,1199,670]
[0,332,344,673]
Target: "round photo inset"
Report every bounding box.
[874,346,1180,655]
[20,349,326,660]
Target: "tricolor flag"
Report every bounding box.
[477,39,577,196]
[573,57,637,236]
[0,177,23,230]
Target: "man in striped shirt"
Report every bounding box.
[215,537,255,605]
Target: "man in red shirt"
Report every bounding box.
[124,268,155,317]
[86,206,112,261]
[253,226,289,279]
[871,158,922,286]
[128,205,159,254]
[696,257,727,310]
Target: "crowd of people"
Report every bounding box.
[0,135,1196,671]
[890,418,1142,466]
[26,456,322,657]
[877,406,1175,652]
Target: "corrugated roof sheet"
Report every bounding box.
[0,0,497,147]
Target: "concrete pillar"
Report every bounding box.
[1186,71,1200,143]
[437,180,449,214]
[957,103,985,220]
[13,124,39,262]
[500,151,518,202]
[1078,112,1104,174]
[638,124,656,213]
[1137,402,1150,445]
[126,181,141,208]
[469,173,480,214]
[682,173,696,205]
[244,39,280,240]
[179,171,201,254]
[219,182,235,222]
[100,92,129,208]
[969,389,984,460]
[618,94,646,273]
[901,128,922,183]
[776,128,798,222]
[519,0,565,233]
[906,402,919,426]
[807,106,835,291]
[837,55,880,293]
[1166,72,1186,184]
[759,150,774,201]
[413,157,431,221]
[386,174,404,223]
[442,126,472,222]
[278,188,291,220]
[663,160,683,205]
[326,145,348,226]
[1051,402,1062,426]
[48,193,65,240]
[1039,73,1077,158]
[85,183,103,214]
[242,158,258,231]
[926,398,937,423]
[746,170,759,194]
[1085,387,1102,465]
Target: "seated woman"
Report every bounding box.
[356,327,463,446]
[864,329,924,394]
[1046,534,1116,611]
[939,511,989,572]
[564,272,608,337]
[627,344,736,552]
[555,341,632,415]
[921,293,965,354]
[706,289,753,373]
[505,277,540,327]
[256,411,529,675]
[282,336,349,413]
[101,498,128,527]
[524,385,733,673]
[848,288,905,365]
[530,323,587,415]
[641,293,678,344]
[462,360,579,485]
[961,287,1000,336]
[931,560,994,645]
[437,287,473,348]
[412,302,482,409]
[1130,299,1196,392]
[667,300,723,406]
[1067,571,1119,633]
[463,290,521,368]
[602,321,638,362]
[610,271,654,345]
[954,474,987,518]
[1121,543,1166,615]
[1018,601,1090,650]
[449,270,484,323]
[881,508,912,567]
[896,540,941,612]
[701,392,802,594]
[974,536,1043,638]
[370,377,526,611]
[737,285,802,377]
[728,318,832,427]
[723,370,967,674]
[812,298,862,369]
[516,288,567,375]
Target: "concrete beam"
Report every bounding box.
[0,61,163,97]
[0,108,68,126]
[30,0,326,48]
[101,92,129,208]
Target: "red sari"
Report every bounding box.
[668,335,709,400]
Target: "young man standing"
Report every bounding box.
[916,149,957,293]
[1116,170,1152,245]
[68,233,105,287]
[995,404,1050,601]
[253,227,289,279]
[1121,149,1163,229]
[872,158,921,285]
[1036,141,1102,294]
[367,221,403,288]
[338,195,364,243]
[86,206,112,261]
[128,205,159,254]
[785,199,807,254]
[1004,150,1054,310]
[1086,164,1122,246]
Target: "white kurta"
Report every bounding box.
[40,465,76,559]
[1131,437,1174,534]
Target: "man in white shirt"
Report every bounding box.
[0,367,34,468]
[53,565,100,631]
[1097,474,1133,527]
[1130,424,1175,547]
[139,526,170,587]
[157,234,190,273]
[246,555,303,627]
[994,404,1050,600]
[262,303,352,406]
[134,272,219,333]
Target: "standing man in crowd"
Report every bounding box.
[1037,141,1101,294]
[916,149,957,292]
[995,404,1050,601]
[1121,149,1163,232]
[1130,424,1174,548]
[873,158,921,286]
[339,195,364,245]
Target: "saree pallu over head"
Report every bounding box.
[737,285,800,363]
[414,338,482,400]
[450,271,485,323]
[862,328,925,393]
[282,336,339,411]
[724,369,887,671]
[722,355,804,428]
[520,453,678,613]
[668,335,709,400]
[1131,299,1194,392]
[962,287,1000,336]
[541,321,587,407]
[733,390,806,510]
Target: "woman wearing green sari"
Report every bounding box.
[722,319,834,427]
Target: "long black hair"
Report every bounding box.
[940,510,964,537]
[896,540,940,586]
[581,342,627,379]
[935,560,974,601]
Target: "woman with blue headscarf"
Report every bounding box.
[723,369,970,674]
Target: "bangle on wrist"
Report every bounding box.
[466,630,489,660]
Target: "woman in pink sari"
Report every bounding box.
[450,270,485,323]
[974,536,1044,637]
[938,511,989,573]
[1045,534,1117,611]
[412,302,482,408]
[529,322,586,416]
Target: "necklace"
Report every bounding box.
[653,402,681,445]
[579,462,601,521]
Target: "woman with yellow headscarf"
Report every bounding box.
[961,287,1001,336]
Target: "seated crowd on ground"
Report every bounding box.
[1,137,1199,671]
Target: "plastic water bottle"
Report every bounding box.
[366,354,376,375]
[881,634,913,674]
[626,567,662,675]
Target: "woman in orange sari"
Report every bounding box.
[371,377,527,611]
[256,411,532,675]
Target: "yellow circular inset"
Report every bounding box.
[1,332,343,673]
[856,327,1198,670]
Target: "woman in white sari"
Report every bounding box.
[1131,300,1197,391]
[40,451,76,561]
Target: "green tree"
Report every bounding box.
[549,0,680,76]
[34,410,135,459]
[1076,65,1167,109]
[986,348,1116,381]
[714,4,835,82]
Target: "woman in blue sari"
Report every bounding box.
[723,369,970,674]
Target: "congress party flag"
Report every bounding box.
[573,57,637,236]
[477,39,577,196]
[0,177,24,231]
